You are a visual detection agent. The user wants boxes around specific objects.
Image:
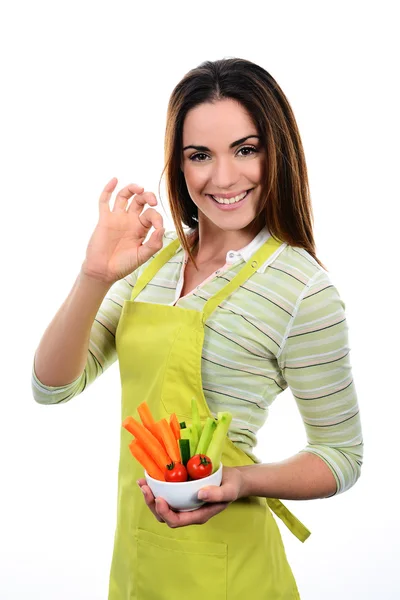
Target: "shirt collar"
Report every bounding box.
[180,226,284,273]
[225,227,271,265]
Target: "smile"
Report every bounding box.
[207,189,252,205]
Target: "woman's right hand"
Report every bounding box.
[81,178,165,284]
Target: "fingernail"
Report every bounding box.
[140,487,146,496]
[198,491,208,500]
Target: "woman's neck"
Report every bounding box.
[189,221,263,267]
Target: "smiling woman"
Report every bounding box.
[32,57,362,600]
[181,101,263,237]
[163,58,319,272]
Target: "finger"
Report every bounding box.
[138,207,164,232]
[141,226,165,253]
[127,190,158,215]
[99,177,118,215]
[139,484,165,523]
[155,497,229,528]
[126,192,155,216]
[136,226,165,265]
[112,183,145,212]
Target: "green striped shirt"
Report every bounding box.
[32,228,363,494]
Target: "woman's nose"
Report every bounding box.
[211,157,239,190]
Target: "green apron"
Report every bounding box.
[109,236,311,599]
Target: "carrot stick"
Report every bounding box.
[129,439,165,481]
[122,416,171,471]
[159,418,180,463]
[169,413,181,441]
[148,422,168,454]
[137,401,156,431]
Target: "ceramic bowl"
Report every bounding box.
[144,463,223,512]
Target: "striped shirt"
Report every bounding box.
[32,228,363,494]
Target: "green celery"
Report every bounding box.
[206,411,232,473]
[196,417,217,455]
[191,397,202,441]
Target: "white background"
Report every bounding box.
[1,1,398,598]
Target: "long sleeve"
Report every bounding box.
[31,271,138,404]
[31,231,181,405]
[277,269,363,494]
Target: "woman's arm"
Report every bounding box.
[236,451,336,500]
[251,269,363,499]
[32,272,137,404]
[32,179,165,401]
[34,271,113,387]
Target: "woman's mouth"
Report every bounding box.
[206,189,253,210]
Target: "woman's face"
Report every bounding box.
[181,98,264,235]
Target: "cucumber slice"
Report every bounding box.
[196,417,217,455]
[206,411,233,473]
[179,438,190,467]
[180,425,196,457]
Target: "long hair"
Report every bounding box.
[161,58,324,268]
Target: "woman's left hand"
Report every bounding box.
[137,466,245,528]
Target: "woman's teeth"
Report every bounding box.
[210,190,249,204]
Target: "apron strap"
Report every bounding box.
[130,238,181,301]
[267,498,311,543]
[130,235,284,310]
[202,236,284,324]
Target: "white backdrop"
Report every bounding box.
[1,1,398,598]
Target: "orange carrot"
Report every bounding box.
[129,439,165,481]
[122,416,171,471]
[159,418,180,463]
[137,401,156,431]
[169,413,181,441]
[148,422,168,454]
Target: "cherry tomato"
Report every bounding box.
[186,454,212,480]
[164,461,188,482]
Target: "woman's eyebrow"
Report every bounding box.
[182,135,260,152]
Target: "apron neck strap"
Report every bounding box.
[130,237,181,301]
[130,235,284,314]
[202,236,283,323]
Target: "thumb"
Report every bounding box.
[197,485,225,502]
[139,227,165,262]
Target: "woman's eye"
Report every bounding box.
[237,146,257,157]
[188,146,258,162]
[189,153,209,162]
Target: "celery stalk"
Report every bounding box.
[196,417,217,455]
[206,412,232,473]
[192,398,203,438]
[190,423,199,456]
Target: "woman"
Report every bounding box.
[32,58,363,599]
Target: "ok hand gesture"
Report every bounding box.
[81,178,165,284]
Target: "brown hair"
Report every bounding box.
[161,58,324,269]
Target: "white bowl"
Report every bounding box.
[144,463,223,512]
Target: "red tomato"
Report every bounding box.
[186,454,212,480]
[164,462,188,482]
